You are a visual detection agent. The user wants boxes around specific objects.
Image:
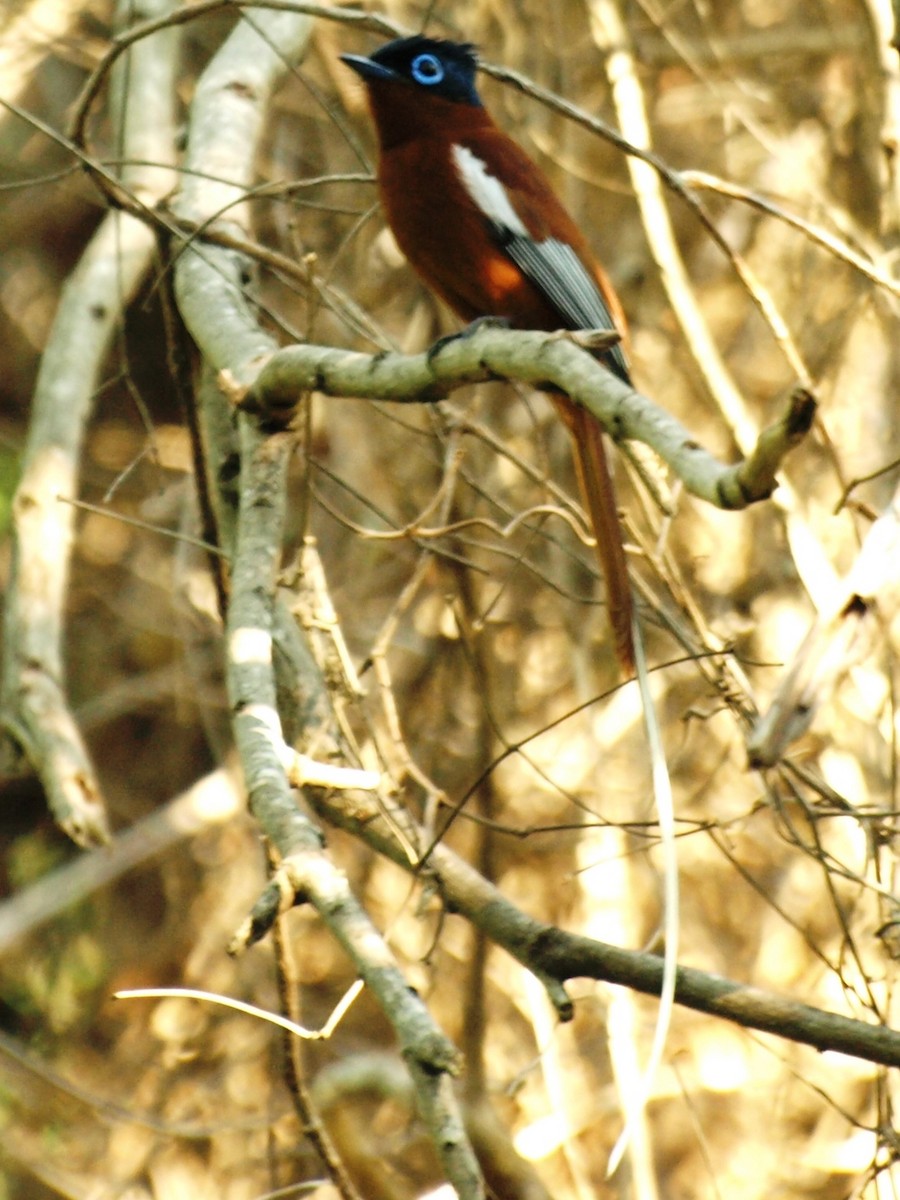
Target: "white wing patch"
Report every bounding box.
[451,144,529,236]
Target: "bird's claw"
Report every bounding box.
[427,316,512,361]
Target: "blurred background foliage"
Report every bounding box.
[1,0,900,1197]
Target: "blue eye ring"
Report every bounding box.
[411,53,444,85]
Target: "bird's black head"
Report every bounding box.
[340,36,482,107]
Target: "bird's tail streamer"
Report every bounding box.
[558,398,636,676]
[606,610,679,1178]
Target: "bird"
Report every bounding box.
[341,35,635,674]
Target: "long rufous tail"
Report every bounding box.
[553,395,635,676]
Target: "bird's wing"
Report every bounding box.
[450,140,630,380]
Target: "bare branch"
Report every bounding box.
[308,783,900,1070]
[0,0,180,845]
[225,416,484,1200]
[247,326,816,510]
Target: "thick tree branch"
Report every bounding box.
[247,327,816,510]
[0,0,180,845]
[224,416,483,1200]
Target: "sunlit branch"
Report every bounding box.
[247,324,816,511]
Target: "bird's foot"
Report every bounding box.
[427,316,512,361]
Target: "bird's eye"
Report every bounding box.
[410,53,444,85]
